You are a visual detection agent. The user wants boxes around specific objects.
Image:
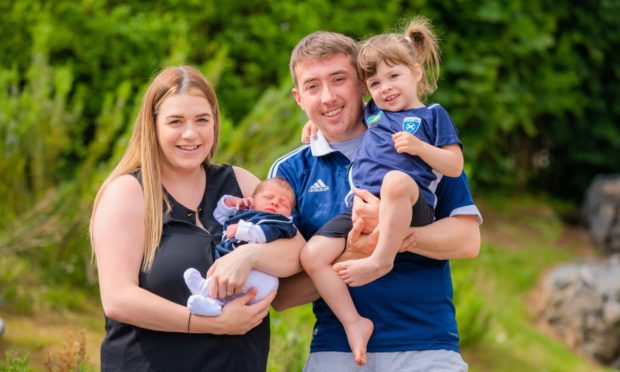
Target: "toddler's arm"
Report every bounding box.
[393,132,463,177]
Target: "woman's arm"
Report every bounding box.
[233,166,260,197]
[207,232,304,299]
[93,175,270,334]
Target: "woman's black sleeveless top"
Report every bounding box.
[100,164,270,371]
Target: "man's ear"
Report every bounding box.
[359,79,369,96]
[292,87,303,109]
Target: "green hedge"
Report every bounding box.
[1,0,619,317]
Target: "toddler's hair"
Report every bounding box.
[358,16,441,100]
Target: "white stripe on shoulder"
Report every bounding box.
[268,145,310,178]
[428,103,440,110]
[450,205,483,225]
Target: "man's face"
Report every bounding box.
[292,54,366,143]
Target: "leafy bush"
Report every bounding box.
[1,1,619,350]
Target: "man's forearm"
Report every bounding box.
[271,271,319,311]
[410,215,480,260]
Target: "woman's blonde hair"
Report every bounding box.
[90,65,220,271]
[358,16,441,101]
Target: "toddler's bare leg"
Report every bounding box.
[334,171,417,286]
[301,236,374,365]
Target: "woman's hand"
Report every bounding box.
[207,245,256,299]
[208,289,275,335]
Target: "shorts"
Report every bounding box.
[315,189,434,239]
[303,350,468,372]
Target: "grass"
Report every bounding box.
[455,195,612,372]
[0,305,102,371]
[0,195,615,371]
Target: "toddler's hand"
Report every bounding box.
[393,131,423,156]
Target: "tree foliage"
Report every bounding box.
[0,1,619,359]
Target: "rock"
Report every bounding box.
[539,255,620,368]
[583,175,620,255]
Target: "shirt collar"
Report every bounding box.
[310,130,336,157]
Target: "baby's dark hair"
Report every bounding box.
[253,177,296,208]
[357,16,441,101]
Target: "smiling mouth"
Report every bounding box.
[385,94,399,103]
[323,106,343,118]
[177,145,201,151]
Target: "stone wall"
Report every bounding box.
[583,175,620,255]
[538,256,620,368]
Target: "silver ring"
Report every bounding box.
[226,290,234,296]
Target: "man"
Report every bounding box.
[269,31,481,371]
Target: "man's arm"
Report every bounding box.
[271,271,319,311]
[409,215,480,260]
[346,187,481,261]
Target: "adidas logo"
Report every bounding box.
[308,179,330,193]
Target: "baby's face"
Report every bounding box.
[253,183,294,216]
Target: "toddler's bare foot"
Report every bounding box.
[333,257,393,286]
[344,317,374,366]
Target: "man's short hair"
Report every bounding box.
[289,31,359,87]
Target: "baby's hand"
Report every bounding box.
[393,131,423,156]
[226,223,239,239]
[224,196,253,210]
[223,196,242,208]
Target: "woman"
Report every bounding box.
[90,65,303,371]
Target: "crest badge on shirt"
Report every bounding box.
[366,111,383,129]
[403,116,422,134]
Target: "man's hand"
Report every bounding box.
[340,188,418,263]
[399,229,417,253]
[351,188,380,232]
[336,218,379,263]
